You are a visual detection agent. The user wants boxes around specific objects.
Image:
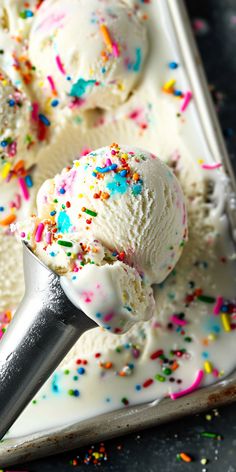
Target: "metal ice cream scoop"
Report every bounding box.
[0,243,96,440]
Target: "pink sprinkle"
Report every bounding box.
[170,369,204,400]
[47,75,57,94]
[212,368,219,378]
[55,55,66,75]
[111,150,116,156]
[18,178,29,200]
[15,193,21,209]
[180,91,192,112]
[81,147,92,156]
[31,102,39,122]
[20,232,26,238]
[69,97,85,109]
[103,312,114,322]
[201,163,222,170]
[112,42,120,57]
[35,222,45,242]
[106,158,112,166]
[8,141,17,157]
[45,232,52,244]
[170,315,188,326]
[213,296,223,315]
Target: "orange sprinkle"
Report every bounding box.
[13,160,25,172]
[171,361,179,371]
[0,213,16,226]
[179,453,192,463]
[101,192,110,200]
[100,24,113,53]
[133,173,140,181]
[100,361,113,369]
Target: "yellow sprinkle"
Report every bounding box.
[221,313,231,332]
[204,361,213,374]
[2,79,8,86]
[208,333,217,341]
[100,24,113,52]
[74,161,80,167]
[89,185,94,190]
[117,81,125,91]
[121,153,128,160]
[39,80,44,88]
[78,193,83,198]
[198,159,204,164]
[163,79,176,91]
[1,162,11,179]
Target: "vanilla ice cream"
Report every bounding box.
[16,143,187,333]
[28,0,148,109]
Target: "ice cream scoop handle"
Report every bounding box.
[0,245,96,440]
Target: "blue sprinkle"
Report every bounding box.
[51,99,59,107]
[73,389,80,397]
[59,188,66,194]
[132,183,143,196]
[96,312,102,318]
[106,397,111,402]
[72,275,77,280]
[77,367,85,375]
[70,78,96,98]
[0,206,4,211]
[38,113,51,126]
[1,140,8,147]
[169,61,178,69]
[133,48,142,72]
[25,9,34,18]
[8,99,15,107]
[66,76,72,81]
[50,210,56,216]
[112,251,118,256]
[50,251,56,257]
[120,169,127,177]
[201,351,209,359]
[174,90,182,97]
[221,305,229,313]
[101,67,106,74]
[58,211,71,233]
[96,164,117,173]
[107,173,128,196]
[135,384,141,391]
[25,175,33,187]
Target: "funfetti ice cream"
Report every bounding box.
[16,143,187,333]
[0,68,37,179]
[28,0,148,109]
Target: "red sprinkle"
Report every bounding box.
[143,378,154,388]
[150,349,164,360]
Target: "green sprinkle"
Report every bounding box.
[197,295,215,303]
[53,199,58,203]
[66,252,72,256]
[83,208,97,217]
[64,369,70,375]
[184,337,192,342]
[200,432,222,439]
[68,389,74,396]
[162,368,172,375]
[155,374,166,382]
[58,240,73,247]
[32,399,37,404]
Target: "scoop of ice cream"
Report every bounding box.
[28,0,148,109]
[16,144,187,333]
[0,68,36,179]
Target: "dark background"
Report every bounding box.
[12,0,236,470]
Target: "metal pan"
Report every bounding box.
[1,0,236,466]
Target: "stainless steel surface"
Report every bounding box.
[0,0,236,466]
[0,243,96,441]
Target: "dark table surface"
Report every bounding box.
[11,0,236,470]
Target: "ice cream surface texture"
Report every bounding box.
[28,0,148,109]
[17,143,187,333]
